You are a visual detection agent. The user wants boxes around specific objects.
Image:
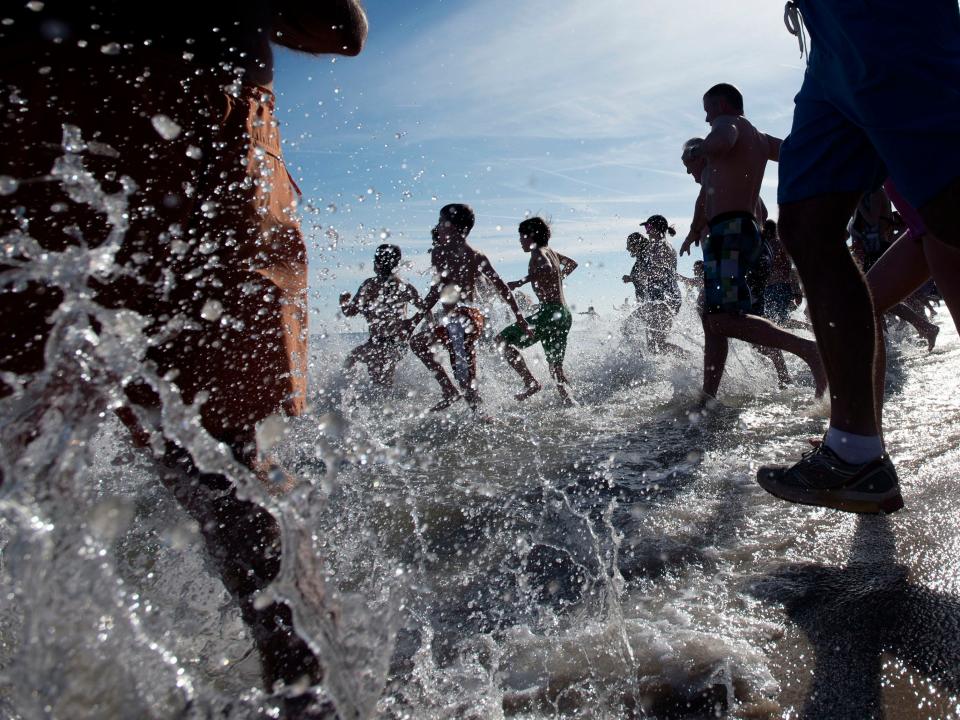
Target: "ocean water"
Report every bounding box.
[3,131,959,719]
[5,251,959,720]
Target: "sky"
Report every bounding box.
[272,0,807,332]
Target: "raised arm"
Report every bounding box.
[272,0,368,56]
[698,116,738,158]
[765,133,782,162]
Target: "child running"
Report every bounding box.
[340,244,425,386]
[409,204,532,411]
[497,217,578,404]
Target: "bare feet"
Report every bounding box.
[922,323,940,352]
[515,380,542,401]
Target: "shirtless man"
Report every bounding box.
[0,1,367,707]
[679,85,826,404]
[497,217,578,404]
[340,244,424,386]
[409,204,532,411]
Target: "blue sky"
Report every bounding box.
[273,0,807,330]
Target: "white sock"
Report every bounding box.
[823,427,884,464]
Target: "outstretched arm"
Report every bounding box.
[479,256,531,332]
[272,0,368,56]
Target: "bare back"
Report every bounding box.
[529,247,566,305]
[430,243,485,304]
[702,116,775,221]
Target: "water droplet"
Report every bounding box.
[151,114,181,140]
[379,229,390,240]
[200,299,223,321]
[326,203,337,213]
[185,145,202,159]
[0,176,18,196]
[100,41,121,55]
[26,1,44,11]
[495,225,502,231]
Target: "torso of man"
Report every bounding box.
[431,243,484,305]
[702,115,773,221]
[358,276,418,338]
[529,247,566,306]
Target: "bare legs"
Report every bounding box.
[496,338,573,404]
[780,192,876,434]
[410,330,461,408]
[700,312,826,399]
[866,230,960,426]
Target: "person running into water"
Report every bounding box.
[679,89,826,406]
[761,220,809,330]
[622,216,685,355]
[0,0,368,707]
[409,204,531,412]
[759,0,960,514]
[849,188,939,348]
[340,244,424,387]
[497,217,578,404]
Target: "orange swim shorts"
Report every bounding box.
[0,48,307,444]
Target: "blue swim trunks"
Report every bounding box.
[778,0,960,210]
[703,212,763,315]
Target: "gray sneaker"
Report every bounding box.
[757,444,904,514]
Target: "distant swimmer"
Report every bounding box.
[409,204,532,412]
[761,220,809,331]
[622,216,686,356]
[497,217,578,404]
[340,244,424,387]
[759,0,960,514]
[679,85,826,406]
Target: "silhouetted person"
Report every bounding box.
[0,1,368,707]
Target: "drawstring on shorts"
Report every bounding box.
[784,1,809,61]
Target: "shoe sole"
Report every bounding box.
[757,472,904,515]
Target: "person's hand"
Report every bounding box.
[680,232,702,256]
[622,275,631,283]
[339,291,351,305]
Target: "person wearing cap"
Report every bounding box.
[622,215,685,355]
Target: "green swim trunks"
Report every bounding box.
[499,302,573,365]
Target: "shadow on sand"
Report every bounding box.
[750,515,960,719]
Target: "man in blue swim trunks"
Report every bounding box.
[757,1,960,515]
[680,85,826,407]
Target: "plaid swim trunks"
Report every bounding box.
[702,211,763,315]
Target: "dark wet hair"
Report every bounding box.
[374,243,401,275]
[440,203,475,235]
[643,214,676,238]
[519,216,550,246]
[704,83,744,114]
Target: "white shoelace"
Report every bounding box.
[783,1,808,60]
